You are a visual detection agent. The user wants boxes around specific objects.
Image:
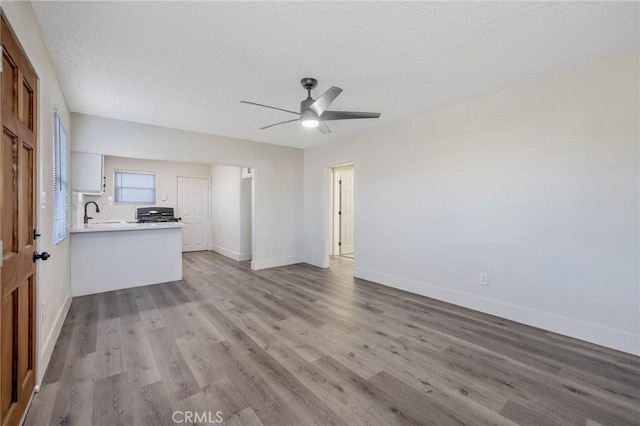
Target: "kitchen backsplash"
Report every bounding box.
[71,192,174,225]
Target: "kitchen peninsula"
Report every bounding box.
[70,222,184,296]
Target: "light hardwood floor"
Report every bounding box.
[25,252,640,425]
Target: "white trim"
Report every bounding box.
[303,256,330,269]
[323,167,333,266]
[238,252,252,262]
[250,167,257,270]
[323,161,356,267]
[331,168,340,256]
[209,245,251,261]
[38,292,72,384]
[354,266,640,356]
[251,256,302,271]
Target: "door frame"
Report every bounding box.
[250,167,256,266]
[331,164,355,256]
[237,165,256,266]
[326,162,355,265]
[332,167,340,256]
[239,169,254,261]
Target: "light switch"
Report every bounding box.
[480,273,489,286]
[162,194,168,202]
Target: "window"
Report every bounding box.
[114,171,156,204]
[53,112,69,244]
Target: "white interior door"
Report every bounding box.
[339,168,354,255]
[177,177,210,252]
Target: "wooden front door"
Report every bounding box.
[0,14,38,426]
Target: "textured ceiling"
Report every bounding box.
[31,1,639,149]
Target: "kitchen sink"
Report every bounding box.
[87,220,133,226]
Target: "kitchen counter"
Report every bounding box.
[70,222,184,296]
[70,222,184,233]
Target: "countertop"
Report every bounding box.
[70,222,184,234]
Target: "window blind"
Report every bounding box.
[114,171,156,204]
[53,112,68,245]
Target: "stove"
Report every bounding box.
[136,207,181,223]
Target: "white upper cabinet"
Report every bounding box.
[71,152,105,194]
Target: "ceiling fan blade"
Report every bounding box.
[317,121,331,134]
[260,118,301,130]
[241,100,300,115]
[320,111,381,121]
[309,86,343,116]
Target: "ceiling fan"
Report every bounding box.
[241,77,381,134]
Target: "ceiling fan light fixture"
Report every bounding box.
[241,77,380,134]
[301,118,319,128]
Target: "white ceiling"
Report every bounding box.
[31,1,639,149]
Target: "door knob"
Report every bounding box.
[33,251,50,262]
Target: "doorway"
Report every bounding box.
[209,165,254,263]
[177,176,210,252]
[332,164,355,259]
[1,14,39,426]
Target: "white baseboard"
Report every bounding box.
[238,252,252,261]
[303,256,330,268]
[38,293,72,384]
[210,244,244,261]
[354,266,640,356]
[251,255,302,270]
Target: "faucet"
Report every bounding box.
[84,201,100,224]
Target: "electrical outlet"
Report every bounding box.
[41,301,47,323]
[479,273,489,286]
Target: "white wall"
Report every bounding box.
[2,1,73,384]
[303,51,640,355]
[71,113,304,270]
[81,155,211,223]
